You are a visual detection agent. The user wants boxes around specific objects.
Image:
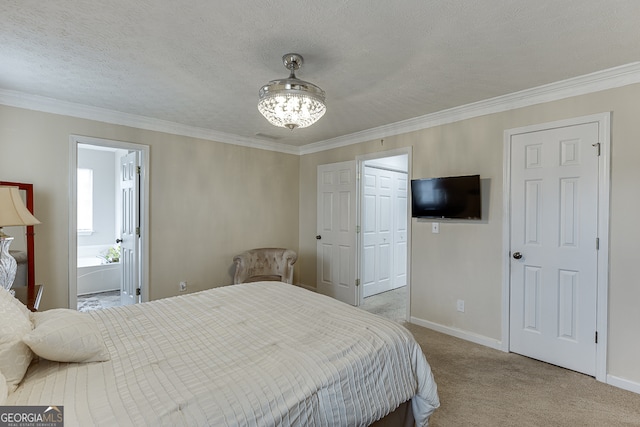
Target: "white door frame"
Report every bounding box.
[501,113,610,382]
[356,147,412,319]
[68,135,150,309]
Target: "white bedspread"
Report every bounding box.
[9,282,439,426]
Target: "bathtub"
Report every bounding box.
[77,245,121,295]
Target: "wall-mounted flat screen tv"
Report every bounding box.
[411,174,481,219]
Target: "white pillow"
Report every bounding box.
[0,288,33,392]
[23,309,110,363]
[0,371,7,404]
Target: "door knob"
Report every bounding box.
[316,235,322,240]
[116,238,123,244]
[512,251,523,260]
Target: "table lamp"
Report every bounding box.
[0,186,40,291]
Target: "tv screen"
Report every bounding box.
[411,174,481,219]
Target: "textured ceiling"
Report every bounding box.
[2,1,640,148]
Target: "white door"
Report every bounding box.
[392,172,408,289]
[119,151,139,306]
[361,167,409,297]
[362,167,408,297]
[362,167,392,297]
[316,161,357,305]
[509,122,599,376]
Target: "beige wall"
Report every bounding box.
[2,82,639,387]
[298,84,640,386]
[0,105,300,306]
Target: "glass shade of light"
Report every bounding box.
[258,91,326,130]
[0,186,40,290]
[258,54,326,130]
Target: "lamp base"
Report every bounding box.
[0,235,17,291]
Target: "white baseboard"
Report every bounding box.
[410,316,503,351]
[607,375,640,395]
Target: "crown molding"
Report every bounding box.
[0,89,300,155]
[299,62,640,155]
[2,62,640,156]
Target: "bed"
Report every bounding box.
[2,281,439,426]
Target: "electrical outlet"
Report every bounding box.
[179,281,187,292]
[432,222,440,233]
[457,299,465,313]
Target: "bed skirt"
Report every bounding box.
[371,400,414,427]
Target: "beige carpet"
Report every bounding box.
[360,289,640,426]
[403,323,640,426]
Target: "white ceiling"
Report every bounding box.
[2,1,640,150]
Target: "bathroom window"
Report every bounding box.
[77,168,94,233]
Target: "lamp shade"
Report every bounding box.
[0,187,40,227]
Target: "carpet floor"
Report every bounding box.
[360,288,640,426]
[404,323,640,426]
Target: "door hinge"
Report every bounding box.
[596,237,599,250]
[595,331,598,344]
[356,225,361,234]
[136,227,140,237]
[592,142,601,156]
[355,278,360,287]
[136,166,141,174]
[136,288,141,296]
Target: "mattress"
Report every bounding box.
[8,282,439,426]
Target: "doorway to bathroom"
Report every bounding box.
[69,136,149,311]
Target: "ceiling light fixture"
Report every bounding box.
[258,53,326,130]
